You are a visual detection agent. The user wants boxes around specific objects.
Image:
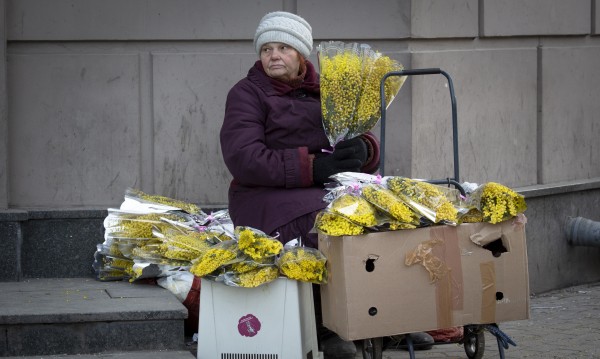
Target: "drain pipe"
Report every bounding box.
[565,217,600,247]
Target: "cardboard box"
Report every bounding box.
[318,219,530,341]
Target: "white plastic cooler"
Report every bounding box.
[198,277,322,359]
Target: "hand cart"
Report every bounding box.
[354,68,516,359]
[379,68,463,194]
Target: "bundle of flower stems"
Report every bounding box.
[93,188,234,283]
[188,226,328,287]
[93,188,328,288]
[314,173,527,237]
[317,41,406,148]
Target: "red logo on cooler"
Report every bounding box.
[238,314,261,337]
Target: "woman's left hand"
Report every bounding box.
[335,137,368,164]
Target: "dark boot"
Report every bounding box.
[319,330,357,358]
[396,332,434,350]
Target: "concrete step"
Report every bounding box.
[0,278,189,357]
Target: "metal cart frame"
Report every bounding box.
[380,68,463,195]
[356,68,515,359]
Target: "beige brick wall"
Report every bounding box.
[481,0,591,36]
[2,0,599,208]
[540,45,600,182]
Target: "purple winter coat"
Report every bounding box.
[220,60,379,244]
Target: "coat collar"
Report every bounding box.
[247,60,320,96]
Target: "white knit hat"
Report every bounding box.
[254,11,313,58]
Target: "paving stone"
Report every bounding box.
[354,282,600,358]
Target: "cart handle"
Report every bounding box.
[379,68,460,185]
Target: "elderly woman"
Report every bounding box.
[219,11,371,358]
[220,11,433,357]
[220,11,379,253]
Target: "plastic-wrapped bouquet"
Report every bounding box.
[459,208,484,223]
[92,248,134,281]
[278,247,328,284]
[387,177,459,225]
[129,261,185,282]
[315,182,384,236]
[226,256,276,274]
[317,41,405,147]
[160,230,214,262]
[467,182,527,224]
[103,210,193,239]
[189,240,243,277]
[124,187,202,215]
[95,188,340,291]
[223,265,280,288]
[130,239,189,266]
[192,209,236,242]
[235,226,283,261]
[329,192,380,227]
[361,183,420,227]
[315,210,365,236]
[94,188,228,281]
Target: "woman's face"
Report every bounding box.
[260,42,301,82]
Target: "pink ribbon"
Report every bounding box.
[194,225,207,232]
[374,174,382,185]
[205,212,215,223]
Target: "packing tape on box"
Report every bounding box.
[405,225,466,329]
[475,222,507,324]
[405,237,448,281]
[480,261,496,323]
[431,226,464,329]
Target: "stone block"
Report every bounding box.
[0,210,27,281]
[596,0,600,35]
[151,52,248,204]
[7,53,141,208]
[540,46,600,183]
[20,211,105,278]
[6,0,280,40]
[372,51,413,177]
[299,0,411,39]
[410,48,538,187]
[523,190,600,294]
[0,222,20,281]
[481,0,591,36]
[0,278,187,356]
[0,278,186,325]
[411,0,478,38]
[2,320,184,356]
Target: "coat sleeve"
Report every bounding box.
[360,131,381,174]
[220,82,313,188]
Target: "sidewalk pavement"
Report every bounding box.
[3,280,598,358]
[362,281,600,359]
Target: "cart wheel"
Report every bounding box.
[463,325,485,359]
[361,337,383,359]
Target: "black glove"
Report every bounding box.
[313,148,364,186]
[335,137,368,164]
